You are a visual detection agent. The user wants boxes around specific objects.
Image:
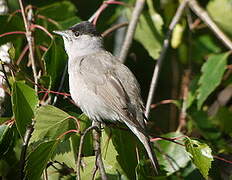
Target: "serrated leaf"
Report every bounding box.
[126,6,162,60]
[185,138,213,179]
[12,81,39,137]
[25,140,58,180]
[155,132,191,175]
[197,52,229,109]
[52,138,76,169]
[0,124,13,157]
[31,105,75,142]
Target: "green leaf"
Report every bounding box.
[31,105,75,142]
[81,128,128,180]
[37,1,77,22]
[197,52,229,109]
[0,124,13,157]
[185,138,213,179]
[52,137,76,170]
[189,109,221,140]
[186,76,200,109]
[42,38,67,87]
[25,140,58,180]
[126,6,162,60]
[213,107,232,137]
[155,132,191,175]
[109,127,138,179]
[207,0,232,38]
[12,81,38,137]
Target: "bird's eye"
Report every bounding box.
[74,31,80,37]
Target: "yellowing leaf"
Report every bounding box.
[185,138,213,179]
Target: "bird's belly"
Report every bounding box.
[69,74,120,122]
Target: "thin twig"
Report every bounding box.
[76,125,98,180]
[188,0,232,50]
[102,22,129,37]
[0,31,26,37]
[19,122,34,180]
[119,0,145,63]
[88,0,126,24]
[18,0,38,92]
[92,121,107,180]
[16,45,29,65]
[145,0,189,118]
[177,70,191,132]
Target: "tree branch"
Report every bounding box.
[18,0,38,92]
[76,125,98,180]
[119,0,145,63]
[145,0,189,118]
[92,121,107,180]
[188,0,232,51]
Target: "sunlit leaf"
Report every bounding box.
[12,81,38,137]
[185,138,213,179]
[197,52,229,109]
[171,23,185,49]
[31,105,76,142]
[25,140,58,180]
[155,132,191,175]
[207,0,232,37]
[81,128,129,180]
[126,6,162,60]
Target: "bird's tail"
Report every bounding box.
[124,121,159,174]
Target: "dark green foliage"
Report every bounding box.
[0,0,231,179]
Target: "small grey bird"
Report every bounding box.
[53,21,159,173]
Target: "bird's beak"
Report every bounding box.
[53,30,68,37]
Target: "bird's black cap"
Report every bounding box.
[69,21,101,36]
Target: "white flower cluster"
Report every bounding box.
[0,42,12,115]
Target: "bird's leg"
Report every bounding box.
[92,121,108,180]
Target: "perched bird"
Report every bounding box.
[53,21,159,173]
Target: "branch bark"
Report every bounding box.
[18,0,38,92]
[92,121,107,180]
[76,125,98,180]
[119,0,145,63]
[145,0,189,118]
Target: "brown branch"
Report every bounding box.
[119,0,145,63]
[18,0,38,92]
[188,0,232,50]
[92,121,107,180]
[76,125,98,180]
[145,0,189,118]
[177,70,191,132]
[89,0,127,25]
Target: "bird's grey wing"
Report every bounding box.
[77,51,145,131]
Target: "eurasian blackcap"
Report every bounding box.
[53,21,159,173]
